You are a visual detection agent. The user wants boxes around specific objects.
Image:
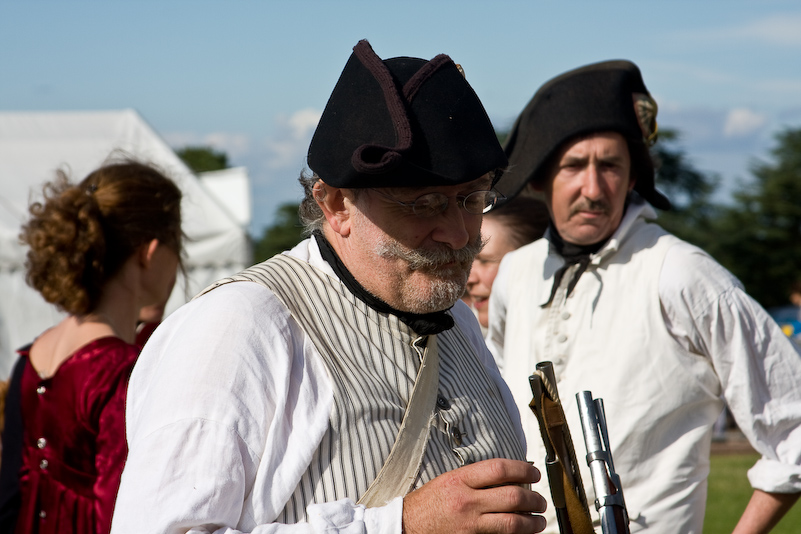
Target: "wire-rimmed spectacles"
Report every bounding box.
[369,188,506,217]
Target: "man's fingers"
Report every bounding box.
[457,458,541,489]
[476,511,548,534]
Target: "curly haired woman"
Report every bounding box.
[0,160,182,534]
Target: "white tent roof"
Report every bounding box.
[198,166,252,228]
[0,109,252,376]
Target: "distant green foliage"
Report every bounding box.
[650,128,721,251]
[176,146,228,173]
[649,127,801,308]
[704,452,801,533]
[253,202,305,262]
[705,128,801,308]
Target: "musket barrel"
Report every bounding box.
[576,391,630,534]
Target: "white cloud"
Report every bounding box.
[735,14,801,46]
[262,108,321,170]
[678,13,801,46]
[723,108,767,138]
[287,109,323,140]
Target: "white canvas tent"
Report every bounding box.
[0,109,252,377]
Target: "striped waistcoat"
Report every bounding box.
[200,254,525,522]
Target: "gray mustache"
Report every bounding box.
[379,234,487,271]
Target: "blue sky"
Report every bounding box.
[2,0,800,235]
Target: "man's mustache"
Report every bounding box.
[378,234,487,271]
[570,198,610,216]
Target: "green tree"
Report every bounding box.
[176,146,228,173]
[650,129,721,250]
[253,202,305,262]
[705,128,801,308]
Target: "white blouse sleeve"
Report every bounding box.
[659,242,801,493]
[111,282,403,534]
[485,253,512,372]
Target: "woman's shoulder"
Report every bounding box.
[75,336,139,369]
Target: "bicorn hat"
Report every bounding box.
[498,60,670,210]
[307,40,507,189]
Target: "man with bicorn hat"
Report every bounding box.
[487,60,801,533]
[110,40,547,534]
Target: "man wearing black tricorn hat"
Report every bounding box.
[487,60,801,533]
[111,40,547,534]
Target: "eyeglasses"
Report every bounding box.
[369,188,506,217]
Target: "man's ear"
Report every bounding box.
[139,238,160,268]
[315,182,353,236]
[628,174,637,192]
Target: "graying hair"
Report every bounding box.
[298,171,325,236]
[297,171,364,236]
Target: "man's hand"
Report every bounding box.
[402,459,547,534]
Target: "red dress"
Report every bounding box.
[16,337,138,534]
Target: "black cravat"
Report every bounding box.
[313,232,454,335]
[542,226,606,307]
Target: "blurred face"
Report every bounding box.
[142,243,179,310]
[466,217,518,328]
[541,132,634,245]
[345,176,491,314]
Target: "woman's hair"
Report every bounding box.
[20,160,183,315]
[485,193,550,249]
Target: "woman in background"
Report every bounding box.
[467,194,549,331]
[0,160,182,534]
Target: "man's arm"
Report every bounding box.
[732,490,800,534]
[660,243,801,530]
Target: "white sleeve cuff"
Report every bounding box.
[306,497,403,534]
[747,458,801,493]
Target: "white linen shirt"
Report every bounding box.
[111,238,523,534]
[487,199,801,533]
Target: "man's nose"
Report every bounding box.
[431,200,471,250]
[581,163,604,200]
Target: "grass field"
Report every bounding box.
[704,452,801,533]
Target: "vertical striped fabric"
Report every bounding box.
[198,254,525,522]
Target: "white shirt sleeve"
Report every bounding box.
[485,253,512,372]
[111,281,403,534]
[659,242,801,493]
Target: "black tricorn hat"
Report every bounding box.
[498,60,670,210]
[307,40,507,189]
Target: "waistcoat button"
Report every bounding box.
[36,386,46,395]
[37,438,47,449]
